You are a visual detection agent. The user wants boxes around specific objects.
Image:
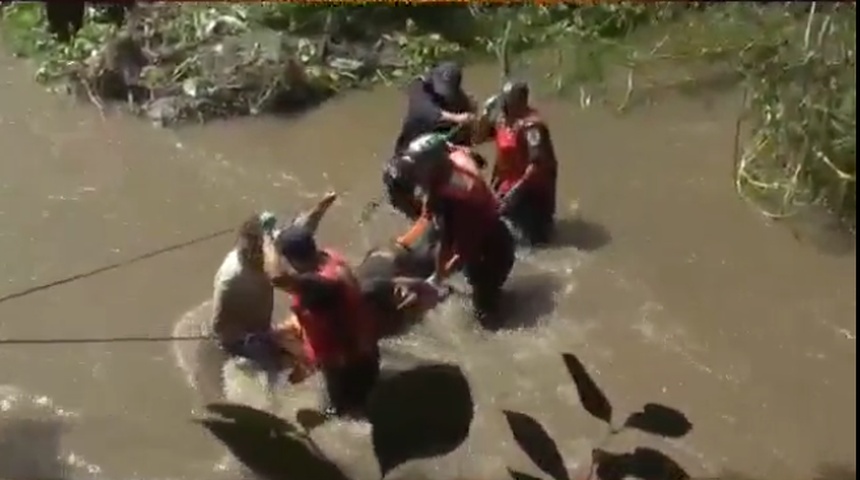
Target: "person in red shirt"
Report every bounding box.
[270,225,379,418]
[476,80,558,245]
[405,134,516,321]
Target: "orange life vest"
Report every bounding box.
[290,249,376,366]
[432,150,500,262]
[493,110,553,197]
[396,147,483,252]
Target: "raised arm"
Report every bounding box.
[291,191,337,235]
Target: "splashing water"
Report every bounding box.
[0,385,103,480]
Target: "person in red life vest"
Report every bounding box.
[476,80,558,245]
[270,225,380,418]
[405,133,516,321]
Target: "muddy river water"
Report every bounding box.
[0,46,855,480]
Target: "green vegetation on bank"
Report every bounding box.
[0,2,854,226]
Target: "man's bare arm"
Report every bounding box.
[291,191,337,235]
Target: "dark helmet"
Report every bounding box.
[429,61,463,103]
[402,133,449,177]
[274,225,318,265]
[500,80,529,110]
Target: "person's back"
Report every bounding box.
[211,248,274,345]
[393,63,474,154]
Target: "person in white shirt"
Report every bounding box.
[210,192,336,380]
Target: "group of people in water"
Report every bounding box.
[210,61,559,419]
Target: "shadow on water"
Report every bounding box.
[198,402,351,480]
[0,417,67,480]
[544,216,612,252]
[198,363,473,480]
[367,363,474,477]
[196,354,853,480]
[504,352,693,480]
[698,464,856,480]
[487,272,563,332]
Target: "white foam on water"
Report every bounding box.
[166,205,603,479]
[170,299,214,392]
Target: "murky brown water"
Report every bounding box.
[0,45,855,480]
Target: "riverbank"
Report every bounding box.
[1,3,853,226]
[0,3,673,126]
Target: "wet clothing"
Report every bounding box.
[212,250,274,350]
[386,72,475,220]
[220,330,285,373]
[321,346,380,417]
[290,249,377,367]
[290,249,380,414]
[463,217,515,315]
[490,110,558,245]
[427,150,515,316]
[393,77,474,155]
[354,217,438,333]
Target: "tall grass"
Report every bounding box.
[538,2,855,227]
[1,3,853,224]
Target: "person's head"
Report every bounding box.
[274,225,320,274]
[402,133,451,188]
[500,80,530,119]
[236,214,266,271]
[428,61,464,105]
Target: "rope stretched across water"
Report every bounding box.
[0,226,236,306]
[0,227,237,345]
[0,334,212,345]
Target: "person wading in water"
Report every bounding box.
[405,133,516,322]
[270,224,380,418]
[384,61,483,221]
[210,193,337,387]
[475,80,559,245]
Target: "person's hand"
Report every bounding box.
[394,285,419,311]
[321,191,337,207]
[481,94,501,118]
[452,112,476,125]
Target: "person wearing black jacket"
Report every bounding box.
[383,61,479,220]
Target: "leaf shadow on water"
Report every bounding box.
[197,402,350,480]
[503,352,693,480]
[366,362,474,478]
[592,447,690,480]
[198,363,473,480]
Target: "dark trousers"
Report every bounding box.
[464,218,515,317]
[502,189,555,246]
[320,347,381,416]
